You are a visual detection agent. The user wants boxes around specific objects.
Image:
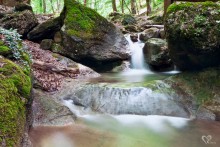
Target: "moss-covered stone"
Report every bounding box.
[63,0,109,38]
[0,41,11,56]
[165,2,220,70]
[60,0,130,69]
[169,68,220,104]
[0,56,31,146]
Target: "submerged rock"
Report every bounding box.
[165,2,220,70]
[60,0,130,68]
[143,38,173,71]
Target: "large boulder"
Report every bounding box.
[0,29,32,146]
[0,9,38,37]
[143,38,173,71]
[60,0,130,68]
[27,17,63,41]
[0,57,31,146]
[165,2,220,70]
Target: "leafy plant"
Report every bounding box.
[0,27,31,68]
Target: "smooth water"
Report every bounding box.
[29,35,219,147]
[30,112,220,147]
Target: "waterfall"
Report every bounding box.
[125,34,147,69]
[123,34,152,75]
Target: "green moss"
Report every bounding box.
[0,40,10,56]
[170,68,220,105]
[64,0,108,38]
[0,57,31,146]
[0,58,31,97]
[51,43,64,54]
[167,1,218,15]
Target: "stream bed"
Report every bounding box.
[28,35,220,147]
[29,71,220,147]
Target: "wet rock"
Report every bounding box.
[40,39,53,50]
[166,67,220,120]
[130,33,138,42]
[111,61,130,72]
[27,17,63,41]
[61,82,189,117]
[139,27,160,42]
[0,10,38,36]
[165,2,220,70]
[143,38,173,71]
[32,89,76,126]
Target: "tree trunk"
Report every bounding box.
[135,0,139,15]
[131,0,136,14]
[84,0,87,6]
[146,0,151,16]
[164,0,172,16]
[120,0,124,13]
[112,0,117,12]
[42,0,46,13]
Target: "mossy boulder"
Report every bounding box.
[166,68,220,120]
[60,0,130,68]
[121,14,137,26]
[165,2,220,70]
[0,9,38,37]
[0,56,32,146]
[143,38,173,71]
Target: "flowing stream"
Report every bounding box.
[29,35,220,147]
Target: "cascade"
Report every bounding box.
[125,34,147,70]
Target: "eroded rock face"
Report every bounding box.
[143,38,173,71]
[62,83,189,117]
[27,17,63,41]
[60,0,130,68]
[165,2,220,70]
